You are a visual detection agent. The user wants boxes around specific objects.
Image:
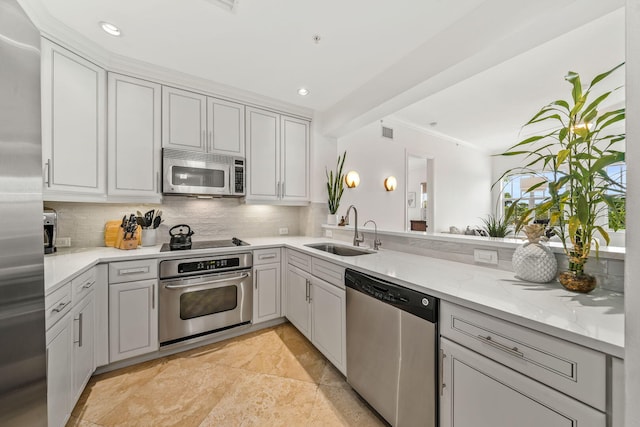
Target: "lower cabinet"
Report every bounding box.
[253,262,281,324]
[109,279,159,362]
[253,248,282,324]
[71,293,95,403]
[285,260,346,374]
[440,338,605,427]
[46,312,73,427]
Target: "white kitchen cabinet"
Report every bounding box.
[107,73,161,200]
[162,85,244,156]
[253,263,281,324]
[440,337,605,427]
[310,275,346,373]
[46,311,72,427]
[109,278,158,362]
[285,251,346,374]
[245,107,309,204]
[41,38,106,200]
[208,97,245,156]
[71,293,95,404]
[253,248,282,324]
[285,264,312,339]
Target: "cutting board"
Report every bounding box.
[104,220,141,247]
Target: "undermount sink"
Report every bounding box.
[304,243,374,257]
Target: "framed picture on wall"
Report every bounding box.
[407,192,416,208]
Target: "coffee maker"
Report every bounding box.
[43,208,57,254]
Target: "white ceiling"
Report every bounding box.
[20,0,626,152]
[391,8,625,153]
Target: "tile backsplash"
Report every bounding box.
[46,198,305,248]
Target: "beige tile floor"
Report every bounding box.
[67,323,387,427]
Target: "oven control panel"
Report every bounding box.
[178,258,241,274]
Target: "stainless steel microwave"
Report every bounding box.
[162,148,245,197]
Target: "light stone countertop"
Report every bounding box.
[44,236,624,358]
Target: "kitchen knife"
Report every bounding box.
[152,215,162,229]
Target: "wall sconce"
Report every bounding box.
[384,176,397,191]
[345,171,360,188]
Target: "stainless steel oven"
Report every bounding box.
[159,253,252,346]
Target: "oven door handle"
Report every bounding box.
[163,272,250,289]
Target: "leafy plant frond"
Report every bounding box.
[326,151,346,214]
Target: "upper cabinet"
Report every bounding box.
[41,38,106,200]
[162,86,245,156]
[245,107,309,204]
[107,73,162,201]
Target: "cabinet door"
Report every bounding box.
[162,86,207,152]
[208,97,245,156]
[253,263,281,324]
[109,279,158,362]
[246,107,279,200]
[285,265,311,339]
[107,73,161,199]
[46,313,72,427]
[41,38,106,197]
[440,338,605,427]
[72,293,95,403]
[280,116,309,201]
[310,276,346,374]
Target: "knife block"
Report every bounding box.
[114,227,140,250]
[105,220,141,248]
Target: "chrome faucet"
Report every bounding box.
[363,220,382,250]
[345,205,365,246]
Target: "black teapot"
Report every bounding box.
[169,224,194,250]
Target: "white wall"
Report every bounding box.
[310,126,338,204]
[336,121,492,232]
[625,0,639,424]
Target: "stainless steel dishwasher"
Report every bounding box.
[345,269,438,427]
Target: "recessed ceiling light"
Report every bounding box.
[100,21,121,37]
[297,88,309,96]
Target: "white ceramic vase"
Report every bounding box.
[512,242,558,283]
[327,214,338,225]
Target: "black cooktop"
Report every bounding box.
[160,237,249,252]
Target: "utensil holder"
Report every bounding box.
[141,228,157,247]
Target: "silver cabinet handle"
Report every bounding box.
[254,269,258,289]
[151,284,155,310]
[305,279,309,302]
[52,300,70,313]
[439,349,446,396]
[82,280,95,289]
[119,267,149,275]
[73,312,83,346]
[45,159,51,187]
[477,335,524,358]
[308,281,312,302]
[259,254,277,260]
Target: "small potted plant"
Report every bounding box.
[496,64,626,293]
[326,151,346,225]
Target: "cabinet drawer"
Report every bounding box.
[287,249,311,272]
[71,267,96,304]
[440,301,606,411]
[311,258,345,289]
[108,259,157,284]
[254,248,281,265]
[45,283,72,330]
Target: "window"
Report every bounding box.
[502,172,558,223]
[606,163,626,230]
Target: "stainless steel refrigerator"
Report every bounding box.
[0,0,47,425]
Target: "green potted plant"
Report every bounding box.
[326,151,346,225]
[496,64,626,293]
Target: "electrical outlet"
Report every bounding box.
[325,230,333,238]
[56,237,71,247]
[279,227,289,235]
[474,249,498,265]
